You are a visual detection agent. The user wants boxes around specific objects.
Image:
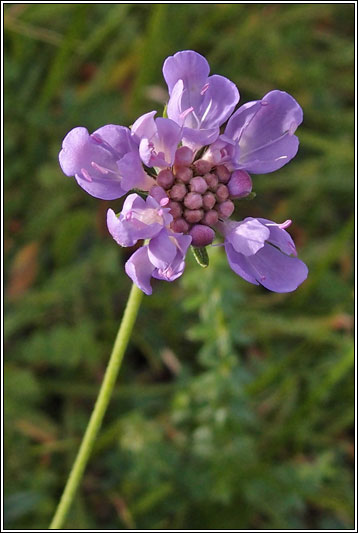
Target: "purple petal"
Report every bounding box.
[93,124,137,155]
[148,229,177,270]
[131,111,157,142]
[125,246,155,295]
[154,118,182,167]
[225,90,303,174]
[182,126,220,150]
[246,244,308,292]
[199,74,239,129]
[227,218,270,256]
[225,242,260,285]
[117,151,154,192]
[257,218,297,256]
[163,50,210,96]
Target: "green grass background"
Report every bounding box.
[4,3,354,530]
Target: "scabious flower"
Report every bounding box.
[59,50,308,294]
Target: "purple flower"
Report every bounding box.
[107,193,172,247]
[219,217,308,292]
[131,111,182,168]
[59,125,153,200]
[206,90,303,174]
[59,49,307,295]
[163,50,239,149]
[125,229,192,295]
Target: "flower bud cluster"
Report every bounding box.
[153,147,241,247]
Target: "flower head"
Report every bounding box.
[59,50,307,294]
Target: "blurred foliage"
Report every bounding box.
[4,3,354,530]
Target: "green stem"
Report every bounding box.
[49,283,143,529]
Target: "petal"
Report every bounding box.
[199,74,239,129]
[226,91,303,174]
[131,111,157,143]
[154,118,182,167]
[225,242,260,285]
[75,171,127,201]
[246,243,308,292]
[227,218,270,256]
[117,151,154,192]
[59,127,91,176]
[163,50,210,96]
[125,246,155,295]
[148,229,177,270]
[257,218,297,256]
[182,126,220,150]
[237,136,300,174]
[93,124,136,156]
[107,208,138,247]
[166,79,185,125]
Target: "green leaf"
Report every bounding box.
[191,246,209,268]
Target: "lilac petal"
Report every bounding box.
[224,100,261,141]
[152,232,191,282]
[225,242,260,285]
[154,117,182,167]
[199,74,239,129]
[148,229,177,270]
[107,208,139,247]
[226,90,303,174]
[174,232,192,257]
[59,127,91,176]
[227,218,270,256]
[163,50,210,96]
[125,246,155,295]
[131,111,157,142]
[93,124,137,155]
[237,136,300,174]
[74,171,127,200]
[246,244,308,292]
[166,79,185,125]
[182,126,220,150]
[117,151,154,192]
[257,218,297,256]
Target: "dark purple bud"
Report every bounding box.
[184,208,204,224]
[193,159,212,175]
[215,165,231,183]
[174,146,194,166]
[157,169,175,189]
[184,192,203,209]
[216,200,235,218]
[216,184,229,202]
[174,166,193,184]
[189,224,215,247]
[227,170,252,198]
[202,209,219,226]
[190,176,208,194]
[204,173,219,191]
[169,183,187,201]
[202,192,216,210]
[168,200,182,219]
[171,218,190,233]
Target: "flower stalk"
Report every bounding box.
[49,283,143,529]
